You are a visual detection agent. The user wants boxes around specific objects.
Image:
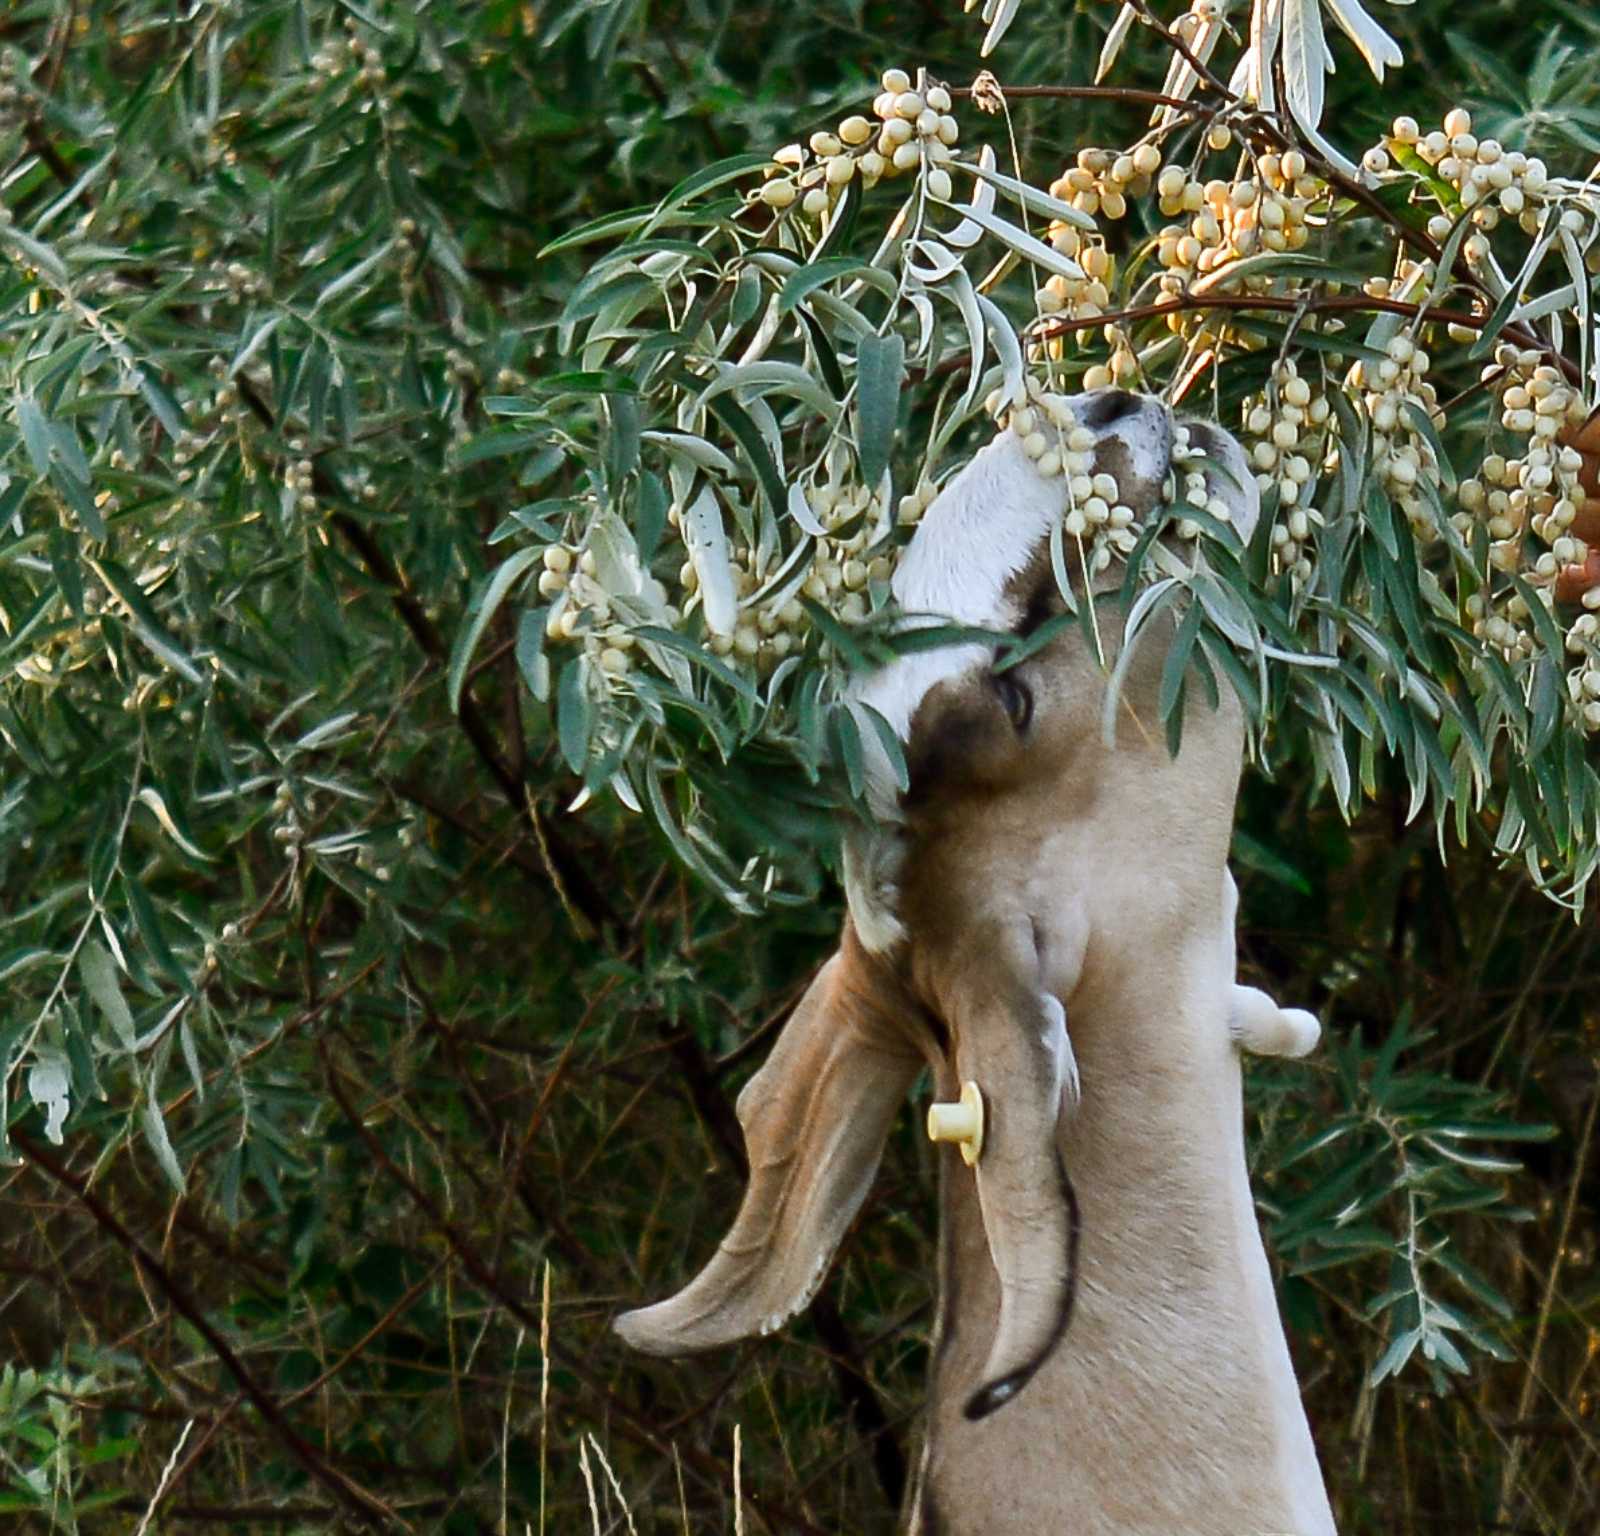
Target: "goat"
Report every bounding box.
[616,391,1338,1536]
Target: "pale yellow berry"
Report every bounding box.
[809,130,841,157]
[1443,108,1472,139]
[802,187,830,215]
[1391,116,1420,143]
[543,546,573,574]
[760,179,797,209]
[1206,122,1232,151]
[891,141,921,172]
[881,68,911,94]
[927,166,953,200]
[1132,142,1161,176]
[839,115,872,146]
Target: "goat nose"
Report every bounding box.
[1075,388,1148,428]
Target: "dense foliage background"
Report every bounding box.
[2,1,1598,1532]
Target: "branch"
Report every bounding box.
[951,83,1213,114]
[1023,291,1576,384]
[230,375,613,931]
[10,1131,397,1532]
[316,1040,830,1536]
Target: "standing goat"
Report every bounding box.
[617,391,1337,1536]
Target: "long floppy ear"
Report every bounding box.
[940,933,1082,1421]
[614,928,925,1355]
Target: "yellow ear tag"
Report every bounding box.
[926,1080,985,1167]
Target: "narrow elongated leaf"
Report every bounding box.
[855,332,904,491]
[80,941,135,1048]
[448,547,542,713]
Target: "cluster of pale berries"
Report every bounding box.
[215,261,270,303]
[1154,149,1319,297]
[311,22,390,96]
[758,69,960,221]
[1561,610,1600,732]
[539,548,646,678]
[1239,361,1332,583]
[1347,334,1444,539]
[693,487,894,672]
[282,451,318,518]
[1457,349,1591,590]
[986,379,1141,574]
[1377,110,1596,268]
[1035,141,1171,329]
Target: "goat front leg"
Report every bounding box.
[1219,873,1320,1059]
[1229,983,1321,1059]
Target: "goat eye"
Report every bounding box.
[991,672,1033,733]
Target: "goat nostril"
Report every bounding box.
[1077,389,1145,429]
[992,672,1033,733]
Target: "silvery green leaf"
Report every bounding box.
[909,292,936,360]
[311,237,396,313]
[787,481,828,537]
[641,431,737,476]
[137,787,215,861]
[3,226,68,286]
[1323,0,1404,82]
[1557,227,1590,344]
[905,238,965,284]
[1095,3,1137,82]
[956,159,1098,231]
[980,0,1024,56]
[805,288,875,339]
[1249,0,1284,108]
[1283,0,1327,132]
[611,769,643,815]
[1101,580,1182,745]
[180,1014,204,1102]
[694,361,840,422]
[975,294,1024,410]
[140,1096,187,1194]
[447,547,542,713]
[80,939,135,1048]
[943,146,998,251]
[746,534,816,611]
[856,332,905,492]
[1155,6,1228,124]
[28,1049,71,1143]
[684,486,737,636]
[947,268,987,416]
[293,712,361,752]
[928,193,1085,282]
[590,510,668,616]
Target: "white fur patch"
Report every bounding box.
[842,396,1243,954]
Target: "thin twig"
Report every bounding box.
[11,1131,398,1531]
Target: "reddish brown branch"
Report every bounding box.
[10,1131,397,1531]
